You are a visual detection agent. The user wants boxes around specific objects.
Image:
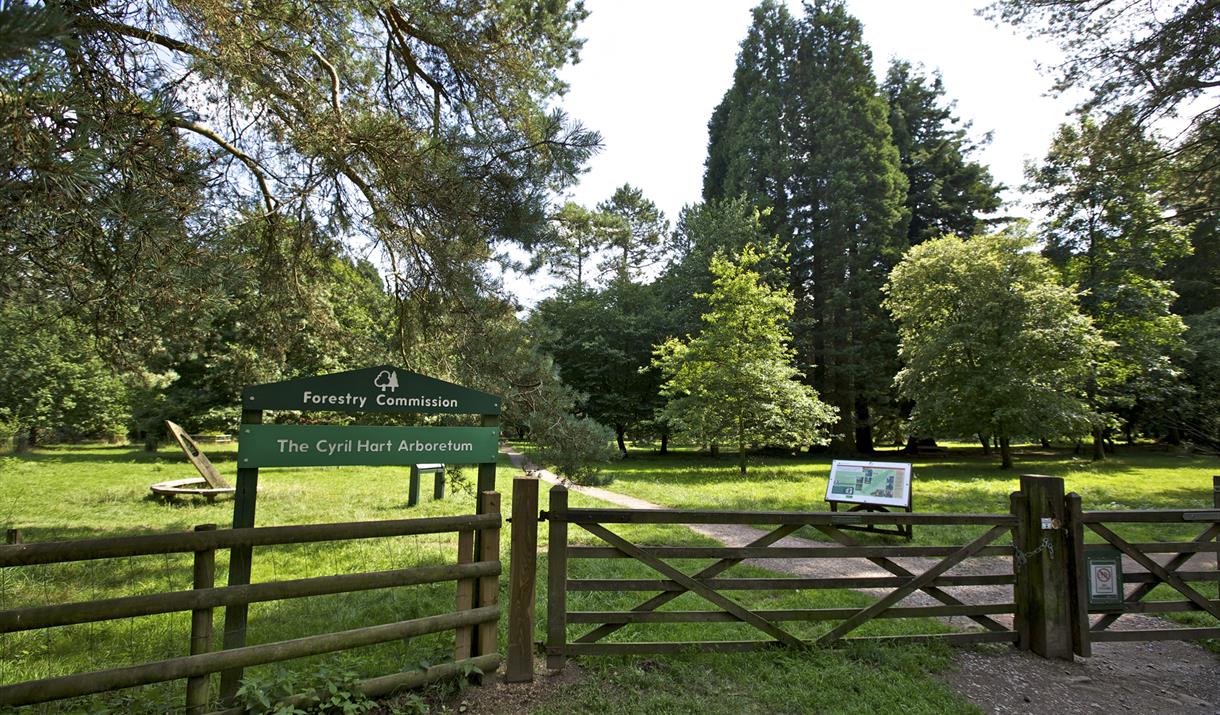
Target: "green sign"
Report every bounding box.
[238,424,499,467]
[241,366,501,415]
[1085,548,1125,608]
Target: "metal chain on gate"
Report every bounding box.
[1011,536,1055,570]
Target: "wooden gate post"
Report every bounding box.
[1013,475,1074,659]
[1214,476,1219,598]
[545,485,568,671]
[506,478,539,682]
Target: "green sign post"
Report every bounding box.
[220,366,502,703]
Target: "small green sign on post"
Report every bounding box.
[1085,548,1125,608]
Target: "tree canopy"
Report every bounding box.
[885,232,1106,468]
[2,0,598,360]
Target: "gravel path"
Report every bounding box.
[501,447,1220,713]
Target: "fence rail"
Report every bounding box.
[0,493,503,712]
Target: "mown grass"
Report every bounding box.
[0,443,983,714]
[581,441,1219,545]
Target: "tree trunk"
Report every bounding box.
[1091,426,1105,462]
[659,431,668,455]
[903,435,921,455]
[1166,427,1182,446]
[854,400,873,454]
[710,443,719,458]
[978,433,991,455]
[1040,437,1051,449]
[615,425,627,457]
[27,425,39,448]
[999,434,1013,469]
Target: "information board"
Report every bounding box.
[825,460,912,508]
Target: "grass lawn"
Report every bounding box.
[0,443,981,714]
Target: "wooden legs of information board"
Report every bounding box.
[506,478,539,682]
[220,408,260,704]
[1012,475,1073,660]
[187,524,217,715]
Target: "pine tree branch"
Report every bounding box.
[172,119,278,213]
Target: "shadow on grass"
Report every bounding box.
[8,445,239,465]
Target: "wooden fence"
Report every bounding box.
[0,491,502,713]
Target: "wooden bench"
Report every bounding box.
[408,463,446,507]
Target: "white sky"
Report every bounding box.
[504,0,1084,305]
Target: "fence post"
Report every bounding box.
[1013,475,1074,659]
[4,529,20,545]
[186,524,217,715]
[506,478,539,682]
[545,484,568,671]
[476,491,501,662]
[454,527,476,661]
[1213,476,1219,599]
[1064,493,1091,658]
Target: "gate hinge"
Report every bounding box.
[538,510,549,522]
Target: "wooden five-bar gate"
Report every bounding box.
[517,475,1220,671]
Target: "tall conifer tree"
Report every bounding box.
[705,0,908,451]
[883,61,1004,245]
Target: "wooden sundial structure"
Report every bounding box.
[150,421,237,502]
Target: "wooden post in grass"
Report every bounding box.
[4,529,19,545]
[1013,475,1073,660]
[506,478,539,682]
[1214,476,1219,600]
[408,465,421,507]
[186,524,217,715]
[546,484,568,671]
[454,528,476,661]
[476,491,501,662]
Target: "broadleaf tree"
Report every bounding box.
[653,241,837,475]
[884,231,1107,468]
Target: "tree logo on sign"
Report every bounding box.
[375,370,399,393]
